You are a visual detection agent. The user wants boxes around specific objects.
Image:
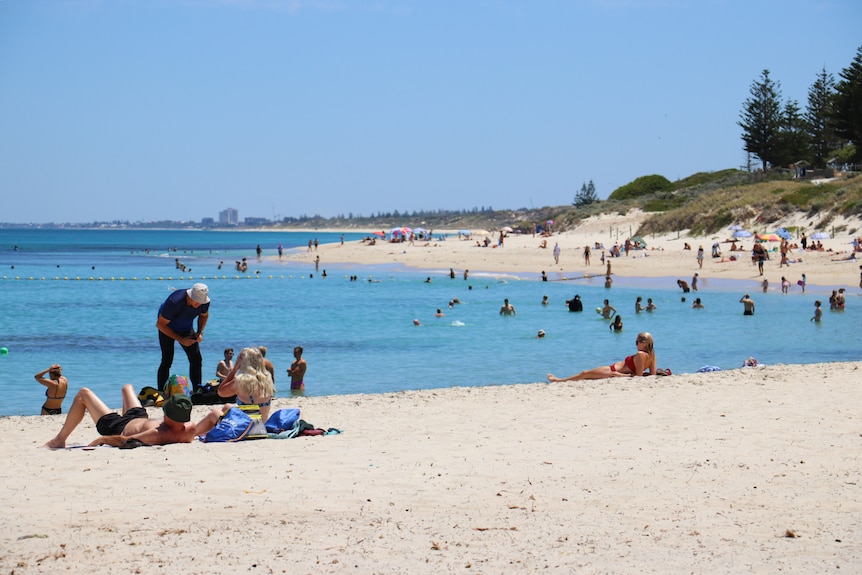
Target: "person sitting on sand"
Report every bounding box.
[218,347,276,423]
[547,332,656,382]
[42,384,228,448]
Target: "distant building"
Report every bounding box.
[244,217,269,226]
[201,217,214,226]
[219,208,238,225]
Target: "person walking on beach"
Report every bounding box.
[499,298,517,316]
[697,246,704,269]
[583,245,591,266]
[34,364,68,415]
[156,283,210,393]
[752,242,768,275]
[547,332,656,382]
[740,294,755,316]
[799,273,807,293]
[42,384,227,449]
[287,346,307,393]
[553,243,561,265]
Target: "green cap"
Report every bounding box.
[162,394,192,423]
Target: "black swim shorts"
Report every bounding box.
[96,407,149,436]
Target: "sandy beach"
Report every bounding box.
[284,210,862,289]
[2,362,860,574]
[3,214,861,574]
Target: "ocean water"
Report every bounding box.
[0,228,859,417]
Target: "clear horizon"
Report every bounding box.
[1,0,859,224]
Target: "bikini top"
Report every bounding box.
[624,355,637,371]
[45,381,67,400]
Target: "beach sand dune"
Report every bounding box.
[3,362,860,573]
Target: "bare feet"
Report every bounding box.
[41,436,65,449]
[547,374,560,383]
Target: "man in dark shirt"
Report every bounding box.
[156,283,210,392]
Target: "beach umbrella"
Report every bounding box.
[732,230,752,238]
[811,231,830,239]
[546,220,554,226]
[372,231,385,237]
[413,227,427,234]
[632,235,647,247]
[776,228,792,240]
[390,227,403,236]
[728,225,744,231]
[501,226,513,233]
[757,233,781,242]
[458,229,471,236]
[472,229,489,236]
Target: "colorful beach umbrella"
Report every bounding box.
[757,233,781,242]
[372,231,385,237]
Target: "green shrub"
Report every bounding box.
[609,175,674,201]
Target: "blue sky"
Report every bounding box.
[0,0,859,224]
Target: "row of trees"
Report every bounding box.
[739,45,862,171]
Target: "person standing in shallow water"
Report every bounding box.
[739,294,755,316]
[499,298,517,316]
[35,364,68,415]
[287,346,307,393]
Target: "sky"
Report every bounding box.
[0,0,859,224]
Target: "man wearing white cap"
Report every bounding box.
[156,283,210,393]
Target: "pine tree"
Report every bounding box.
[573,180,599,207]
[805,67,839,168]
[738,70,783,171]
[774,99,809,168]
[832,45,862,163]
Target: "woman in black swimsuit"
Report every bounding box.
[34,364,68,415]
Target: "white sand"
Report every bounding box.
[283,210,862,288]
[4,213,861,573]
[2,362,861,574]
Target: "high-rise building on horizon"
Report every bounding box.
[219,207,239,225]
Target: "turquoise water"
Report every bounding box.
[0,229,858,416]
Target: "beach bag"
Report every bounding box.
[202,407,254,443]
[265,408,301,434]
[166,374,191,397]
[137,386,166,407]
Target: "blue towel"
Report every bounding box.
[696,365,722,372]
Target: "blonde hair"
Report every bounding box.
[636,332,655,360]
[235,347,275,401]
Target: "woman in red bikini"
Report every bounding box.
[547,332,656,382]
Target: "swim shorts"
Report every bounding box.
[290,381,305,391]
[96,407,149,436]
[743,310,754,316]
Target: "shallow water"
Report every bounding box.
[0,229,858,416]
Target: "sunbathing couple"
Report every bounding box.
[547,332,656,382]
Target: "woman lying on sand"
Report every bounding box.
[547,332,656,382]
